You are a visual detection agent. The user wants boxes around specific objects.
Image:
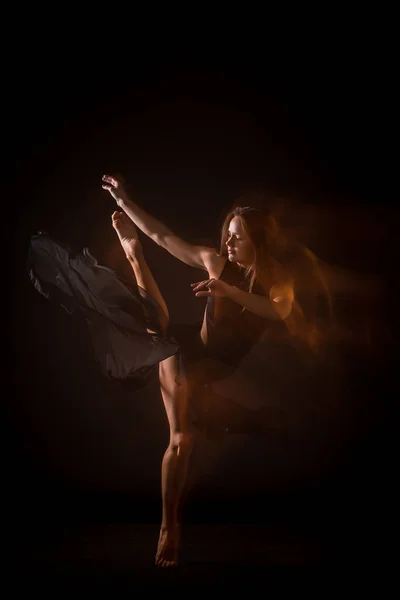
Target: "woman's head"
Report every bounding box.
[223,214,255,267]
[219,206,281,290]
[220,202,335,351]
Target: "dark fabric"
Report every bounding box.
[28,232,180,390]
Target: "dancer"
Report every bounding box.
[28,174,298,567]
[101,175,298,562]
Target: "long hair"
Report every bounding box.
[219,206,288,294]
[219,205,333,350]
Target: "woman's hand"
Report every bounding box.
[191,278,233,299]
[102,174,129,205]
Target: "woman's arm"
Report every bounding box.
[229,284,294,320]
[102,174,216,270]
[192,278,294,320]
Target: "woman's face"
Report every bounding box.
[226,217,255,267]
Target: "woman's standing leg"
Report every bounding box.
[157,355,193,566]
[112,211,193,567]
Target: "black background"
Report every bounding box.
[6,43,397,570]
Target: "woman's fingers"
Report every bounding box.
[102,174,118,187]
[191,279,214,292]
[195,290,211,297]
[191,280,207,291]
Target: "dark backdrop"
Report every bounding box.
[7,55,396,559]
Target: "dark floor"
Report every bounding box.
[8,519,379,591]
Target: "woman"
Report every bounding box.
[28,174,296,567]
[101,175,297,557]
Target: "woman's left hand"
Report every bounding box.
[191,278,232,298]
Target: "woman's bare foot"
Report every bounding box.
[155,526,180,567]
[112,211,142,260]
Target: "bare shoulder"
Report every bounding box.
[201,248,227,278]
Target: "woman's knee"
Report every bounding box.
[170,431,194,455]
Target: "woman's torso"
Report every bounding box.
[199,255,279,366]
